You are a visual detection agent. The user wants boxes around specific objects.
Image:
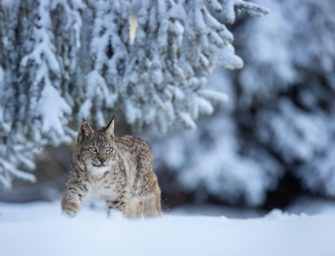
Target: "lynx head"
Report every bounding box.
[75,117,118,174]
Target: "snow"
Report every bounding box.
[288,197,335,216]
[151,111,282,206]
[0,0,269,187]
[0,0,15,8]
[0,202,335,256]
[150,0,335,206]
[179,112,197,130]
[38,84,71,136]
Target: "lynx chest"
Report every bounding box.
[89,171,126,200]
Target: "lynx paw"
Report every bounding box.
[62,201,80,217]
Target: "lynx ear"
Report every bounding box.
[78,120,94,143]
[105,116,114,138]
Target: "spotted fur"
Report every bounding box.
[61,118,161,218]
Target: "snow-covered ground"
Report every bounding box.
[1,202,335,256]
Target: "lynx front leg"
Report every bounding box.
[124,198,144,219]
[106,200,125,217]
[62,179,89,217]
[143,193,161,217]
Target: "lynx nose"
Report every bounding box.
[98,154,107,165]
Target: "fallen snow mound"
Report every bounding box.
[0,203,334,256]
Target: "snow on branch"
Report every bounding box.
[205,0,268,23]
[0,0,268,188]
[87,0,269,131]
[234,0,269,17]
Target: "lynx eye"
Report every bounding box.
[89,147,98,153]
[106,146,113,153]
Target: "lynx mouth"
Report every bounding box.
[92,163,107,167]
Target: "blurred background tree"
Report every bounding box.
[149,0,335,209]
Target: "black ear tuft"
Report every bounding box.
[105,115,115,137]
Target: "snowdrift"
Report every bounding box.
[1,203,334,256]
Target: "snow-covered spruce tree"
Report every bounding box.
[0,0,84,188]
[0,0,267,189]
[149,0,335,206]
[237,0,335,199]
[149,69,282,206]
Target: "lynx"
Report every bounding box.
[61,117,161,218]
